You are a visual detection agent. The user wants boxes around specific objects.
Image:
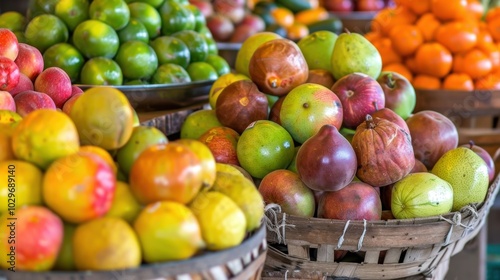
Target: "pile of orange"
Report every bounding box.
[366,0,500,91]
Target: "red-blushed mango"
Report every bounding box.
[0,206,63,271]
[42,152,116,224]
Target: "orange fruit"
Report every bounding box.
[372,37,402,66]
[434,21,477,54]
[415,13,441,42]
[466,0,485,21]
[271,7,294,28]
[474,72,500,89]
[487,17,500,42]
[457,48,493,79]
[431,0,468,21]
[412,74,442,90]
[442,73,474,91]
[382,63,413,82]
[407,0,431,15]
[486,6,500,23]
[414,42,453,78]
[78,145,118,175]
[371,7,418,36]
[389,24,423,57]
[404,56,419,73]
[294,7,329,26]
[364,31,382,43]
[286,22,309,41]
[477,41,500,71]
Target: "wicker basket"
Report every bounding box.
[1,224,267,280]
[261,175,500,280]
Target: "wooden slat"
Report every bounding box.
[316,244,335,262]
[288,245,310,259]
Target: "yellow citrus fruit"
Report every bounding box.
[73,217,141,270]
[0,160,43,215]
[175,138,217,189]
[208,72,250,109]
[189,191,246,250]
[105,181,142,224]
[431,147,490,211]
[391,172,454,219]
[133,200,204,262]
[69,87,134,150]
[12,109,80,170]
[212,172,264,231]
[0,110,22,125]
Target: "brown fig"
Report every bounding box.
[352,115,415,187]
[249,38,309,96]
[215,80,269,134]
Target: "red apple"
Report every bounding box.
[323,0,355,12]
[213,0,245,24]
[330,72,385,129]
[206,14,235,42]
[461,140,495,183]
[0,28,19,61]
[258,169,316,217]
[269,96,285,125]
[406,110,458,170]
[357,0,386,11]
[229,24,259,43]
[71,85,84,96]
[377,71,416,120]
[9,72,33,97]
[14,90,56,117]
[0,90,15,112]
[189,0,214,18]
[14,43,44,82]
[0,57,19,92]
[0,206,63,271]
[317,181,382,220]
[34,67,72,108]
[239,13,266,33]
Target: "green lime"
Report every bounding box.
[128,2,162,39]
[54,0,90,32]
[187,62,218,81]
[197,25,213,39]
[89,0,130,31]
[204,54,230,76]
[124,0,165,8]
[236,120,295,179]
[187,4,205,32]
[151,63,191,84]
[80,57,123,85]
[159,1,196,35]
[202,34,218,56]
[0,11,27,32]
[43,43,85,83]
[72,19,120,59]
[24,14,69,54]
[172,30,208,63]
[30,0,59,16]
[117,18,149,44]
[150,36,190,69]
[115,40,158,80]
[180,109,222,139]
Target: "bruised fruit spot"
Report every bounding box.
[239,97,249,106]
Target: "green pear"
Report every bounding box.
[431,147,490,211]
[330,31,382,80]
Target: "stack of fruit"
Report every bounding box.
[366,0,500,91]
[321,0,394,12]
[0,0,230,86]
[0,79,265,272]
[179,29,495,230]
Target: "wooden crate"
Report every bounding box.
[261,175,500,280]
[413,89,500,158]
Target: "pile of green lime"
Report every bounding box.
[0,0,230,85]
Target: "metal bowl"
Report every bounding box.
[75,80,215,112]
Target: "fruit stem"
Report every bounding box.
[344,28,351,34]
[373,101,379,111]
[269,78,278,89]
[387,73,396,88]
[365,114,375,129]
[469,140,475,148]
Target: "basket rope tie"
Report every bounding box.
[439,205,479,245]
[336,219,367,251]
[264,203,295,245]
